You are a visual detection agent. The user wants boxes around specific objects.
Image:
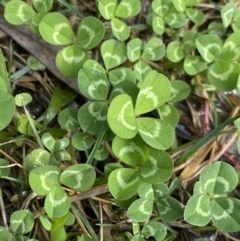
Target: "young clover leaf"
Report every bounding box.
[166,41,184,63]
[109,67,136,86]
[41,132,56,152]
[184,55,207,75]
[108,168,141,200]
[94,144,109,161]
[58,107,79,132]
[56,45,89,78]
[78,101,108,135]
[59,164,96,192]
[101,40,127,70]
[4,0,36,25]
[111,18,130,41]
[78,60,109,100]
[158,104,179,127]
[164,12,186,29]
[76,16,105,50]
[33,0,53,14]
[220,1,234,28]
[136,118,175,150]
[195,34,222,63]
[142,38,165,61]
[135,70,171,115]
[108,94,137,139]
[29,165,61,195]
[10,210,34,235]
[39,12,74,45]
[45,185,71,219]
[138,148,173,184]
[142,221,167,241]
[134,61,152,82]
[50,224,66,241]
[72,132,95,151]
[112,135,149,167]
[24,149,50,171]
[168,80,191,103]
[98,0,117,20]
[207,60,240,91]
[115,0,141,18]
[127,38,142,62]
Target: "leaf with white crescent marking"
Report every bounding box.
[108,94,137,139]
[111,18,130,41]
[115,0,141,18]
[135,70,171,115]
[98,0,117,20]
[77,16,105,50]
[39,12,74,45]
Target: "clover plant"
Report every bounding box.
[1,0,240,240]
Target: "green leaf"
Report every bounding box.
[172,0,185,13]
[50,224,66,241]
[111,18,130,41]
[41,132,55,152]
[152,0,170,17]
[195,34,222,63]
[78,101,108,135]
[220,2,234,28]
[98,0,117,20]
[0,227,12,241]
[27,55,45,71]
[182,30,198,55]
[4,0,36,25]
[131,234,145,241]
[78,234,95,241]
[127,38,142,62]
[135,70,171,115]
[33,0,53,14]
[0,158,10,177]
[39,215,52,231]
[58,107,79,132]
[158,104,179,127]
[108,168,141,200]
[138,183,154,199]
[153,183,169,198]
[59,164,95,192]
[211,197,240,232]
[45,185,70,218]
[219,32,240,61]
[15,93,32,107]
[0,90,15,131]
[78,60,109,100]
[186,8,204,24]
[137,118,174,150]
[134,61,152,82]
[127,198,153,222]
[157,196,183,222]
[94,144,109,161]
[39,12,74,45]
[142,221,167,241]
[139,149,173,183]
[207,60,240,91]
[53,138,69,152]
[24,149,50,171]
[29,14,44,34]
[115,0,141,18]
[101,40,127,70]
[142,37,165,61]
[184,55,206,75]
[108,94,137,139]
[77,16,105,50]
[109,67,136,86]
[200,161,238,195]
[29,165,60,195]
[184,194,211,226]
[72,132,95,151]
[109,80,139,104]
[152,16,165,35]
[56,45,88,78]
[164,12,186,28]
[112,135,149,167]
[168,80,190,102]
[166,41,184,62]
[0,49,11,93]
[10,210,34,234]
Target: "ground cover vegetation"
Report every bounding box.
[0,0,240,240]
